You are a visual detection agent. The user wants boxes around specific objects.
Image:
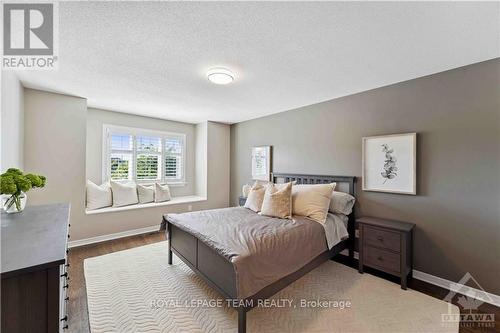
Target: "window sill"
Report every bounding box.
[111,181,188,187]
[164,182,187,187]
[85,195,206,215]
[135,181,188,188]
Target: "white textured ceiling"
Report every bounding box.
[16,1,500,124]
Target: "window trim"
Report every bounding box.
[102,124,187,185]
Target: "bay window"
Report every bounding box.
[103,125,185,184]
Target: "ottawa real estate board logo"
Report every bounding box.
[2,2,58,69]
[441,272,495,329]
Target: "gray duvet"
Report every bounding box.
[163,207,328,299]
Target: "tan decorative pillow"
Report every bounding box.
[253,180,296,188]
[253,180,270,187]
[260,182,293,219]
[292,183,336,224]
[244,185,266,212]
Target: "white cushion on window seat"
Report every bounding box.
[86,180,112,210]
[111,181,139,207]
[137,184,154,203]
[155,183,171,202]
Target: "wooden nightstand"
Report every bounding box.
[238,196,247,206]
[357,216,415,289]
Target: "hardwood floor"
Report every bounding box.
[68,232,499,333]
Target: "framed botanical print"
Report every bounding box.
[362,133,416,195]
[251,146,272,181]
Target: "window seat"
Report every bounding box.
[85,195,207,215]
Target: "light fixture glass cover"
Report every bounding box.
[207,67,234,85]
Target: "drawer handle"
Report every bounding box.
[61,316,68,322]
[65,296,69,301]
[63,325,68,330]
[377,256,384,261]
[377,236,384,242]
[60,272,68,278]
[63,284,69,289]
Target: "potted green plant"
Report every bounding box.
[1,168,46,213]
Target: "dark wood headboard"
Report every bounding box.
[272,173,356,196]
[271,172,356,259]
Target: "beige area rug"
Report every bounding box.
[84,242,458,333]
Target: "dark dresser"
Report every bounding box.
[357,216,415,289]
[1,203,70,332]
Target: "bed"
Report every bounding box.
[161,173,356,333]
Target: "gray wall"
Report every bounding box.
[206,121,231,207]
[195,122,208,197]
[24,88,88,241]
[1,72,24,172]
[231,59,500,294]
[86,107,196,197]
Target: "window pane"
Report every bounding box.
[110,153,132,180]
[165,137,183,154]
[111,134,133,151]
[136,154,160,180]
[106,129,185,183]
[137,136,161,152]
[165,155,182,179]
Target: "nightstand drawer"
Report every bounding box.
[358,216,415,290]
[364,226,400,252]
[363,246,400,274]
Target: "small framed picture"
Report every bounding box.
[362,133,417,195]
[251,146,272,181]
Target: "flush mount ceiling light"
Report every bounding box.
[207,67,234,85]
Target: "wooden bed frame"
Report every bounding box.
[165,173,356,333]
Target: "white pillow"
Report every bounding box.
[110,181,138,207]
[329,191,356,215]
[292,183,336,224]
[244,184,266,212]
[137,184,154,203]
[86,180,112,210]
[155,183,171,202]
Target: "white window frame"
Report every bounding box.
[102,124,186,185]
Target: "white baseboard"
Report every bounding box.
[339,250,499,307]
[68,225,160,248]
[412,269,500,307]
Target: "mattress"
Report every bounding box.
[164,207,338,299]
